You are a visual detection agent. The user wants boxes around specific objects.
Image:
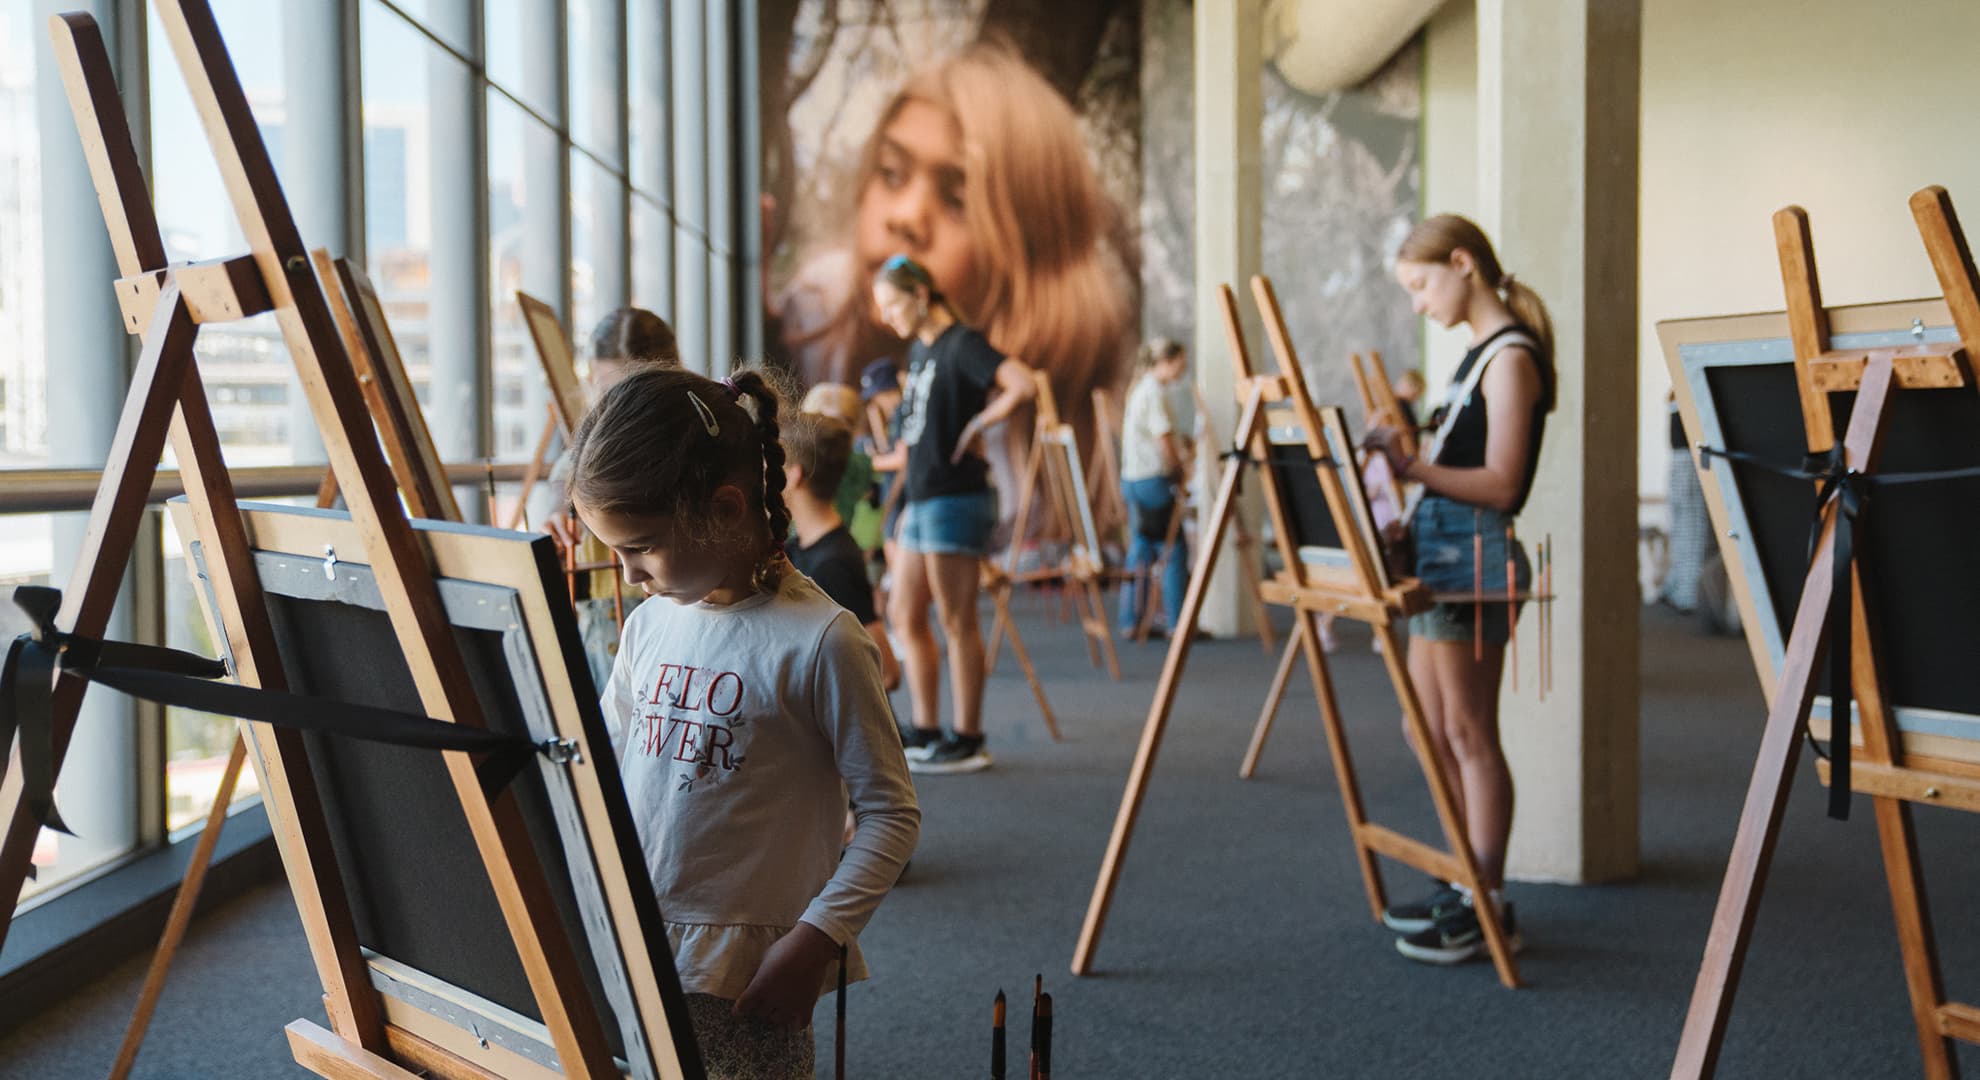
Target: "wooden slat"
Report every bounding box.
[1910,186,1980,352]
[1299,613,1389,921]
[1773,206,1838,453]
[1938,1002,1980,1045]
[44,13,166,278]
[114,256,272,332]
[1238,629,1303,780]
[1356,823,1461,885]
[287,1021,425,1080]
[1805,348,1968,391]
[1817,760,1980,813]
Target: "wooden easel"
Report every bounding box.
[509,290,589,530]
[104,247,471,1080]
[1086,386,1132,544]
[986,373,1121,681]
[3,7,674,1076]
[1671,187,1980,1079]
[1071,276,1522,988]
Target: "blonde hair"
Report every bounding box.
[799,382,862,426]
[1397,214,1556,369]
[808,44,1128,430]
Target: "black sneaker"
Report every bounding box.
[1395,899,1523,966]
[1381,884,1464,933]
[899,724,942,761]
[908,734,992,775]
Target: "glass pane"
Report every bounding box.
[485,0,562,123]
[1,4,46,469]
[489,93,564,462]
[148,1,299,468]
[6,511,140,903]
[631,193,672,320]
[627,0,667,194]
[381,0,474,57]
[571,150,627,352]
[160,510,261,832]
[567,0,622,165]
[364,0,481,466]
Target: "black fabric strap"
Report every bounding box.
[3,585,558,845]
[1698,443,1980,820]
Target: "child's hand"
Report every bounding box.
[732,922,839,1028]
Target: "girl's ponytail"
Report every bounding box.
[1499,274,1555,379]
[726,370,791,591]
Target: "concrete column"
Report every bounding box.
[1191,0,1264,638]
[281,0,348,468]
[36,0,136,872]
[1476,0,1640,883]
[630,1,673,319]
[427,48,483,470]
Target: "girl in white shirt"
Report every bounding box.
[570,366,920,1079]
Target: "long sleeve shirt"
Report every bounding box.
[600,570,920,999]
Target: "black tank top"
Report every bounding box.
[1428,325,1554,515]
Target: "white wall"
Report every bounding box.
[1424,0,1980,498]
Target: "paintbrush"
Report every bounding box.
[1506,524,1518,691]
[1473,509,1484,662]
[1036,993,1053,1080]
[992,989,1006,1080]
[835,944,847,1080]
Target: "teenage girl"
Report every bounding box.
[1116,338,1192,638]
[1365,214,1555,965]
[570,367,920,1077]
[869,254,1036,774]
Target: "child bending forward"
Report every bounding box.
[572,367,920,1079]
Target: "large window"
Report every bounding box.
[0,0,720,908]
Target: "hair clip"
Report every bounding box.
[719,376,742,402]
[686,391,720,436]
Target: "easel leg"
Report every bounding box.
[1374,621,1520,988]
[1086,579,1122,681]
[111,733,249,1079]
[1872,795,1959,1080]
[1073,452,1244,975]
[1238,625,1302,779]
[1313,617,1387,923]
[993,582,1060,741]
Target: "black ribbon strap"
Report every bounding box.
[4,585,562,841]
[1698,444,1980,821]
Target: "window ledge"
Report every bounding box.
[0,804,279,1038]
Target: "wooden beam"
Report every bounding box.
[1804,348,1969,392]
[286,1021,424,1080]
[114,256,273,333]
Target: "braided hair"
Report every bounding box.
[569,367,791,592]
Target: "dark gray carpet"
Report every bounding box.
[2,601,1974,1078]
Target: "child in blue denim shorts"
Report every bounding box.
[1364,215,1556,966]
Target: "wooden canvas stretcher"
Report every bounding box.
[0,6,703,1076]
[1070,276,1522,988]
[1666,186,1980,1079]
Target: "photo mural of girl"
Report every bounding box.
[770,41,1133,532]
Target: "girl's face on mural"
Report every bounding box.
[857,100,981,317]
[1393,256,1474,329]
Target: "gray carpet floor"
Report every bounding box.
[2,602,1975,1078]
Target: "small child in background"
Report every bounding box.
[783,412,901,691]
[1393,368,1426,432]
[572,367,919,1079]
[797,383,883,552]
[557,307,680,691]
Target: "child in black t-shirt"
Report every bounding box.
[783,413,901,691]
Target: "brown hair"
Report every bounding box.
[569,367,790,590]
[1135,337,1184,373]
[589,307,679,367]
[1397,214,1556,386]
[782,413,854,501]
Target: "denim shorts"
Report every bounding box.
[1408,495,1530,646]
[897,490,997,557]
